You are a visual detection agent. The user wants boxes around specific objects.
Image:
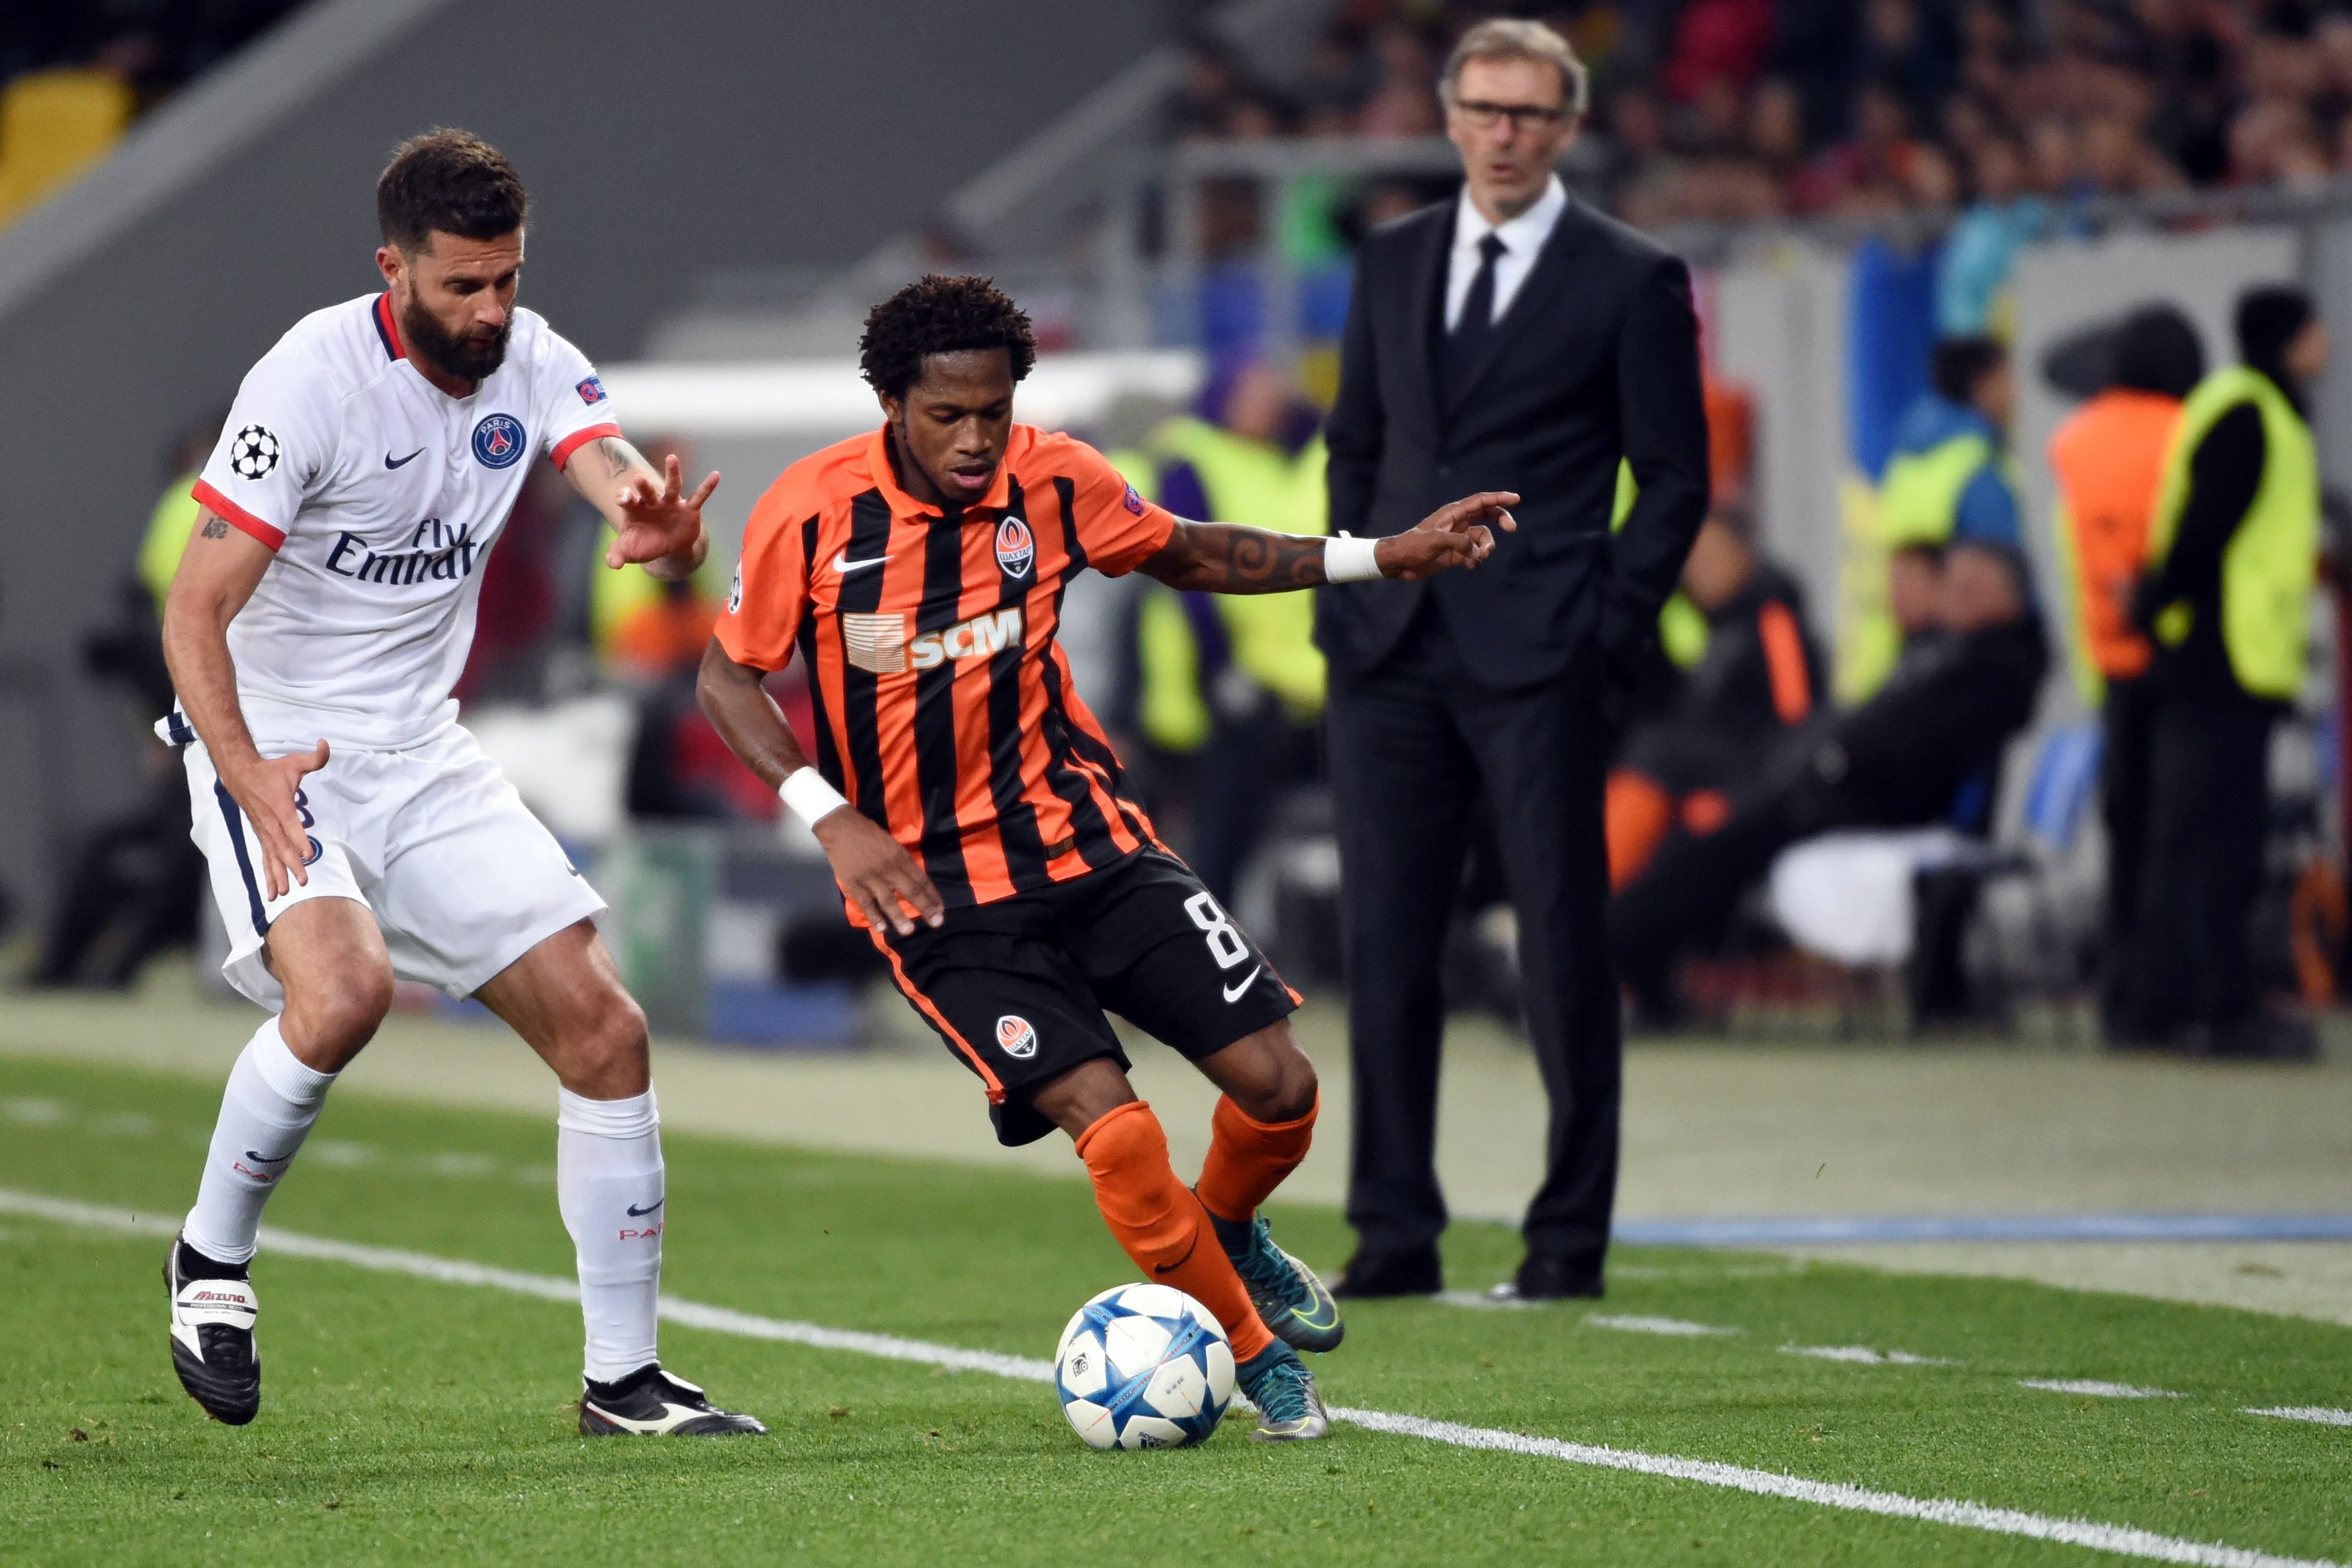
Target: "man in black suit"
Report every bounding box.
[1319,18,1710,1302]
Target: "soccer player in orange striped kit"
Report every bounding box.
[699,276,1512,1439]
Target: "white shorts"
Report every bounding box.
[183,724,607,1009]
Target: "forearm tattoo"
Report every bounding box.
[593,435,646,482]
[1176,523,1327,593]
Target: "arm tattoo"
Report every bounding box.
[1164,523,1327,593]
[594,435,643,482]
[200,517,229,540]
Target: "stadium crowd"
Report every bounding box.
[1176,0,2351,218]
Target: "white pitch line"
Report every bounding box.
[2,1188,2340,1568]
[2246,1407,2352,1428]
[1783,1345,1953,1366]
[1434,1288,1537,1310]
[2021,1379,2184,1400]
[1586,1312,1742,1337]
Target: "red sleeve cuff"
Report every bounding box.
[551,422,624,470]
[192,479,286,551]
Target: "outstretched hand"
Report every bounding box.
[605,452,720,569]
[1375,490,1519,581]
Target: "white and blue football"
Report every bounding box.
[1054,1282,1235,1449]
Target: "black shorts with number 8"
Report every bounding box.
[870,847,1299,1146]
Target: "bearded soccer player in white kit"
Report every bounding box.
[157,129,761,1436]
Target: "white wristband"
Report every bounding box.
[1324,534,1384,583]
[779,767,851,829]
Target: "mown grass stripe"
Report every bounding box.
[1,1187,2338,1568]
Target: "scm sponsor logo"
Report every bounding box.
[909,607,1023,670]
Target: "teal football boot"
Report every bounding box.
[1206,1208,1345,1353]
[1234,1340,1330,1442]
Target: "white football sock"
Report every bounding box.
[557,1086,664,1384]
[182,1017,337,1266]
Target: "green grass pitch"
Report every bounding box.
[2,1052,2348,1566]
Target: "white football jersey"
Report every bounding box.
[168,293,621,753]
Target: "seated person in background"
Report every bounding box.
[1848,336,2019,700]
[1611,533,2047,1023]
[1606,500,1826,887]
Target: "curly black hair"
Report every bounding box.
[858,275,1037,400]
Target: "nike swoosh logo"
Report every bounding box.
[243,1149,294,1164]
[384,448,425,469]
[832,552,888,574]
[1152,1232,1200,1275]
[626,1199,665,1217]
[1222,965,1262,1003]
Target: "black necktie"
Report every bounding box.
[1445,232,1506,399]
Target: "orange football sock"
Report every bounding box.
[1074,1100,1275,1363]
[1194,1091,1317,1224]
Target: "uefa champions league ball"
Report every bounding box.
[1054,1282,1235,1449]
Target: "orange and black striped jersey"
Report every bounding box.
[716,424,1180,925]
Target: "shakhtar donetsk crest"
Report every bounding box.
[994,515,1035,579]
[995,1015,1038,1059]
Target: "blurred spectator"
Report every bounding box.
[1612,534,2046,1025]
[26,424,219,987]
[1606,502,1827,889]
[1357,22,1442,138]
[2120,285,2329,1061]
[1130,357,1328,904]
[1849,335,2020,700]
[1661,0,1776,102]
[2043,303,2205,1044]
[1936,132,2043,335]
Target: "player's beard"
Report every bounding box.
[401,298,510,383]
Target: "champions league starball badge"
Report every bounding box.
[228,424,281,480]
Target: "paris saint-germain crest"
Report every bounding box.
[994,514,1035,579]
[471,413,526,469]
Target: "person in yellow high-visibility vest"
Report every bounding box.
[1846,336,2021,700]
[1132,358,1328,902]
[2119,285,2330,1062]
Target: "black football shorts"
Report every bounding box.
[871,847,1298,1146]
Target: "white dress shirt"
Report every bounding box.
[1442,174,1569,332]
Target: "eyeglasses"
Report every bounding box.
[1451,99,1571,132]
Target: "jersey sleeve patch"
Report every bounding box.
[1075,462,1177,576]
[576,374,608,405]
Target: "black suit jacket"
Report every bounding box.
[1318,194,1711,688]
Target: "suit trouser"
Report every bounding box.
[2122,686,2276,1039]
[1326,609,1620,1269]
